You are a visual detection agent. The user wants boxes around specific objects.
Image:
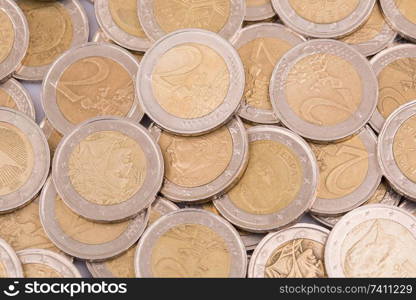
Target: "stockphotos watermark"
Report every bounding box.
[3,281,127,297]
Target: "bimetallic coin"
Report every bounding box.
[325,204,416,277]
[150,118,248,202]
[370,44,416,133]
[400,200,416,216]
[40,178,149,261]
[53,117,164,222]
[379,100,416,200]
[0,79,35,120]
[0,238,23,278]
[340,2,396,57]
[272,0,376,38]
[232,23,305,124]
[135,209,247,278]
[245,0,275,22]
[248,223,329,278]
[381,0,416,42]
[310,127,382,216]
[0,108,50,213]
[95,0,151,52]
[14,0,89,81]
[138,0,245,42]
[137,29,245,136]
[39,118,63,161]
[213,125,318,233]
[42,42,143,135]
[87,197,178,277]
[17,249,81,278]
[0,0,29,81]
[270,39,378,142]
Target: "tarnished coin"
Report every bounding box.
[272,0,376,38]
[14,0,89,81]
[87,197,178,277]
[232,23,305,124]
[53,117,164,222]
[400,199,416,216]
[0,108,50,213]
[245,0,275,22]
[213,125,318,233]
[0,238,23,278]
[340,2,396,57]
[0,79,35,120]
[325,204,416,277]
[369,44,416,133]
[270,39,378,142]
[0,0,29,81]
[309,127,382,216]
[135,209,247,278]
[40,178,149,261]
[248,223,329,278]
[150,118,248,202]
[95,0,151,52]
[312,180,401,227]
[381,0,416,42]
[42,42,143,135]
[138,0,245,41]
[378,100,416,200]
[39,118,63,160]
[137,29,245,136]
[17,248,81,278]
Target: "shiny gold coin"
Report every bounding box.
[395,0,416,24]
[0,9,15,64]
[109,0,146,38]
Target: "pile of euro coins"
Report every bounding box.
[1,0,416,279]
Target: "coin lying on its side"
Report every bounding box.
[0,79,35,120]
[381,0,416,42]
[0,238,23,278]
[245,0,276,22]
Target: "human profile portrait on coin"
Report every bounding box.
[381,0,416,42]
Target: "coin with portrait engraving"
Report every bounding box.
[138,0,245,42]
[137,29,245,136]
[400,200,416,216]
[232,23,305,124]
[270,39,378,142]
[17,248,81,278]
[272,0,376,38]
[213,125,318,233]
[14,0,89,81]
[379,100,416,201]
[325,204,416,277]
[245,0,275,22]
[95,0,151,52]
[0,108,50,213]
[248,223,329,278]
[40,178,149,261]
[0,79,35,120]
[369,44,416,133]
[42,42,143,135]
[87,197,178,277]
[39,118,63,161]
[0,238,23,278]
[381,0,416,42]
[0,0,29,81]
[149,118,248,202]
[135,209,247,278]
[53,117,164,222]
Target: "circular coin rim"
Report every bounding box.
[0,78,36,120]
[245,0,276,22]
[0,238,23,278]
[380,0,416,42]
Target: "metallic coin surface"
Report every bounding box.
[310,127,382,216]
[14,0,89,81]
[214,125,318,232]
[381,0,416,42]
[150,118,248,202]
[400,200,416,216]
[0,0,29,81]
[0,238,23,278]
[379,101,416,200]
[325,204,416,277]
[0,108,50,213]
[53,117,163,222]
[40,178,149,261]
[245,0,275,22]
[272,0,375,38]
[87,197,178,277]
[232,23,305,124]
[370,44,416,133]
[39,118,63,160]
[135,209,247,278]
[0,79,35,120]
[270,39,378,142]
[42,42,143,135]
[137,29,245,135]
[248,223,329,278]
[138,0,245,41]
[17,249,81,278]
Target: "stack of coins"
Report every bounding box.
[1,0,416,278]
